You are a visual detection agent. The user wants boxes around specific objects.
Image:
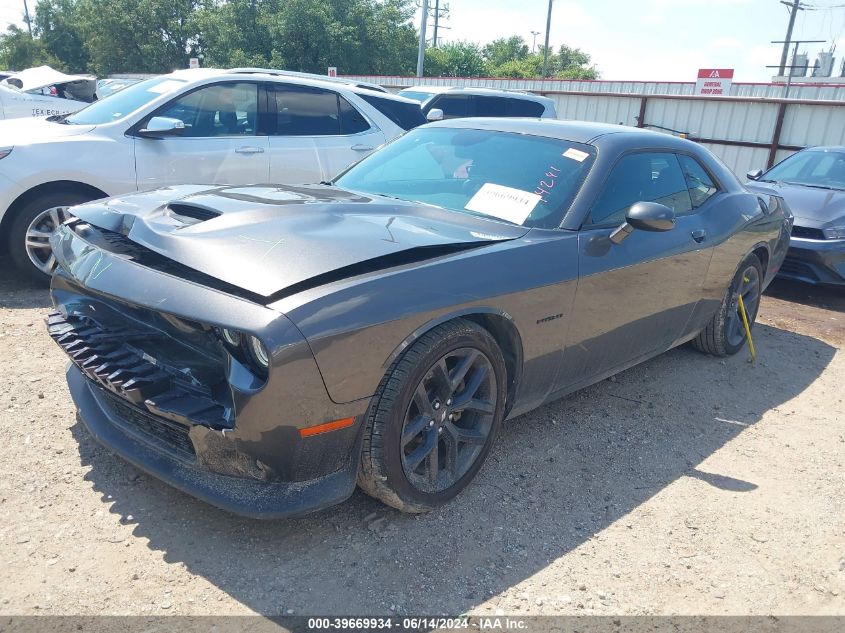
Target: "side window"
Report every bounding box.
[338,96,371,134]
[508,99,545,117]
[678,154,719,208]
[156,82,257,137]
[433,94,469,119]
[473,96,509,117]
[589,152,692,226]
[359,93,426,130]
[273,85,340,136]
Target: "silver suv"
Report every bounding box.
[399,86,557,121]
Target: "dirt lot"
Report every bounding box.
[0,264,843,617]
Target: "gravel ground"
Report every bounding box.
[0,263,843,617]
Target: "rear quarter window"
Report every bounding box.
[359,93,426,130]
[508,99,545,117]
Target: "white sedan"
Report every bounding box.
[0,66,97,120]
[0,68,423,281]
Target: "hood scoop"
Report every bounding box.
[165,202,221,225]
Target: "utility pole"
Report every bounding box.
[531,30,540,53]
[433,0,440,48]
[542,0,554,77]
[767,38,824,97]
[417,0,429,78]
[778,0,804,76]
[23,0,33,37]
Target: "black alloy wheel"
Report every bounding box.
[400,347,496,493]
[358,318,507,512]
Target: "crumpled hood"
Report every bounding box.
[69,184,529,298]
[2,65,95,94]
[0,114,94,145]
[746,180,845,228]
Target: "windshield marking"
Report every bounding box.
[563,147,590,162]
[465,183,541,225]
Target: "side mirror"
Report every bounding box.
[138,116,185,138]
[609,201,675,244]
[426,108,444,122]
[746,169,763,181]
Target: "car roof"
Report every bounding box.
[425,117,687,145]
[166,68,413,101]
[402,85,552,103]
[796,145,845,153]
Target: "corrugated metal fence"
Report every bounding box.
[346,76,845,178]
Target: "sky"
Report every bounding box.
[1,0,844,82]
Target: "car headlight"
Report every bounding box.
[246,335,269,371]
[0,147,12,160]
[220,328,241,347]
[822,226,845,239]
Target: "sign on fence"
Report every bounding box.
[189,57,199,69]
[327,67,338,78]
[694,69,734,96]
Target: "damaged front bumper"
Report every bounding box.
[50,221,369,518]
[67,365,361,518]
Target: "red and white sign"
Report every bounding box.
[694,68,733,96]
[189,57,200,69]
[327,67,338,78]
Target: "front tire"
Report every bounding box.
[358,319,507,513]
[8,190,94,284]
[692,254,763,357]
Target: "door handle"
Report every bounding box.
[691,228,707,243]
[350,144,374,151]
[235,146,264,155]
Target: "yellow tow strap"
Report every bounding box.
[737,276,756,363]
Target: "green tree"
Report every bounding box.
[424,41,485,77]
[548,44,597,79]
[193,0,278,68]
[74,0,202,75]
[482,36,528,69]
[0,25,62,70]
[33,0,89,73]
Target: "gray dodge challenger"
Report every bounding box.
[47,119,792,517]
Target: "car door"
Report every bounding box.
[267,84,386,184]
[133,81,269,190]
[555,151,714,391]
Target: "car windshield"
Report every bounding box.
[65,77,187,125]
[762,149,845,190]
[399,90,437,104]
[335,127,595,229]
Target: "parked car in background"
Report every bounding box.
[399,86,557,121]
[96,77,141,100]
[47,119,790,517]
[0,68,425,282]
[0,66,96,120]
[746,146,845,286]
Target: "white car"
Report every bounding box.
[0,66,97,120]
[0,68,424,281]
[399,86,557,121]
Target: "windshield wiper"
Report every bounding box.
[46,113,70,124]
[784,181,842,191]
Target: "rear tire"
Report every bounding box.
[358,319,507,513]
[8,190,94,285]
[692,254,763,357]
